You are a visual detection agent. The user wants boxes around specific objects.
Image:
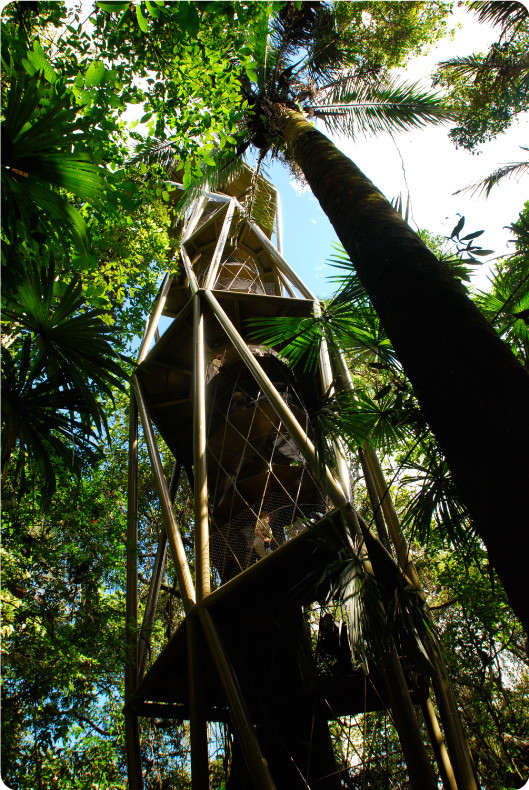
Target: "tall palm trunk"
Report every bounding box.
[277,108,529,637]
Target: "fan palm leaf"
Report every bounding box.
[3,263,126,432]
[400,446,474,550]
[1,343,101,498]
[309,520,438,685]
[1,75,106,254]
[1,262,127,495]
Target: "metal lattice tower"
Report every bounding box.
[125,166,478,790]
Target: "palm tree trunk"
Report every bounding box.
[276,107,529,638]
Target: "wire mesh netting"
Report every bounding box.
[205,347,327,585]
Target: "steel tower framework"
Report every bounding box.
[125,166,478,789]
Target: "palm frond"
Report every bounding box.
[436,53,493,82]
[2,261,127,497]
[248,313,322,371]
[468,1,528,37]
[314,386,416,464]
[400,445,475,550]
[325,244,372,308]
[3,263,126,427]
[455,155,529,198]
[437,50,529,86]
[1,345,102,499]
[1,75,106,254]
[314,524,438,683]
[305,4,349,82]
[311,76,453,138]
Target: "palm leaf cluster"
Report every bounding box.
[468,1,528,38]
[311,518,438,690]
[399,444,474,551]
[1,72,128,500]
[474,207,529,368]
[2,262,126,498]
[1,75,106,264]
[252,227,495,563]
[246,1,452,150]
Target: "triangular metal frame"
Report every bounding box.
[125,166,478,790]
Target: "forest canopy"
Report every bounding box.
[1,2,529,789]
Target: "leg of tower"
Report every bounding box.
[187,615,210,789]
[126,389,143,789]
[190,293,211,785]
[334,351,479,789]
[193,294,211,600]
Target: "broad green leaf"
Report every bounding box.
[27,51,57,83]
[176,2,199,37]
[145,0,160,19]
[96,1,129,11]
[85,60,106,88]
[136,4,149,32]
[21,58,37,77]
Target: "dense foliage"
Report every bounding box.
[433,0,529,149]
[2,2,528,788]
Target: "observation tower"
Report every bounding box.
[124,165,477,789]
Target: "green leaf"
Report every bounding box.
[85,60,106,88]
[26,51,57,83]
[136,3,149,32]
[461,230,484,241]
[145,0,160,19]
[96,1,130,11]
[176,2,199,37]
[21,58,37,77]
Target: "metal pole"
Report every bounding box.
[180,246,199,294]
[133,374,196,613]
[185,198,229,245]
[125,389,143,789]
[203,290,348,510]
[203,198,236,290]
[193,295,210,600]
[187,616,210,789]
[137,274,171,364]
[137,534,167,681]
[137,462,180,680]
[276,267,296,298]
[182,195,208,241]
[275,190,284,256]
[316,300,351,501]
[198,608,276,789]
[245,219,316,300]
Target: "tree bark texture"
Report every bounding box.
[279,108,529,637]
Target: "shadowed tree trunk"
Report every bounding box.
[276,107,529,637]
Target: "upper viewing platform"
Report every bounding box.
[159,163,314,319]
